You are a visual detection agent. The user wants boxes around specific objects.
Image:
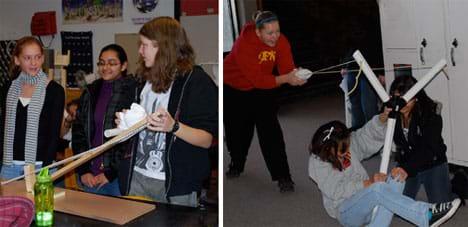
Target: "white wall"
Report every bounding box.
[181,15,218,83]
[0,0,218,82]
[0,0,174,70]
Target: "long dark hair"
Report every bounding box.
[309,121,350,171]
[99,44,128,77]
[389,75,438,125]
[137,16,195,93]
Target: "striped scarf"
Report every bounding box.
[3,70,47,164]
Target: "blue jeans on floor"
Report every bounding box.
[404,162,452,203]
[79,177,121,197]
[346,70,379,129]
[338,177,430,227]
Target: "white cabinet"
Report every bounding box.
[379,0,468,166]
[446,0,468,166]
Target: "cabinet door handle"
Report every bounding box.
[451,38,458,66]
[420,38,427,65]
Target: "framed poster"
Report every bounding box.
[62,0,123,24]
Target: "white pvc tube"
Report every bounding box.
[402,59,447,102]
[104,128,124,138]
[352,50,390,103]
[379,118,396,174]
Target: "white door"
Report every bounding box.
[446,0,468,166]
[413,0,453,161]
[379,0,417,49]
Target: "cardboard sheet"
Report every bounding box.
[1,180,155,225]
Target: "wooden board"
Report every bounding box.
[1,180,155,225]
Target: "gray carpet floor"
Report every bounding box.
[223,90,467,227]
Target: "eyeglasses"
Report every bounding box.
[97,61,121,67]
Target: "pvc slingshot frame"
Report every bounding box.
[353,50,447,221]
[352,50,447,174]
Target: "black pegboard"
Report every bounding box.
[0,40,16,86]
[61,31,93,87]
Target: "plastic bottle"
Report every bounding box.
[34,168,54,226]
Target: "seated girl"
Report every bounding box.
[308,110,460,227]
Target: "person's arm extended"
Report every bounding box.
[351,108,390,161]
[274,69,305,86]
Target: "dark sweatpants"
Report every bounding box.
[224,85,291,181]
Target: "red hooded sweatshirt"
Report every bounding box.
[223,22,295,91]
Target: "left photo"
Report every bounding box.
[0,1,219,226]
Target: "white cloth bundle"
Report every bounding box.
[104,103,147,138]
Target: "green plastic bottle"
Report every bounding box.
[34,168,54,226]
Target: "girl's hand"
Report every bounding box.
[147,107,175,132]
[94,173,109,189]
[81,173,96,188]
[364,172,387,188]
[114,109,128,127]
[390,167,408,182]
[372,173,387,183]
[287,69,306,86]
[379,107,392,123]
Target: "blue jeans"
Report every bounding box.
[0,162,63,187]
[404,163,452,203]
[346,70,379,129]
[79,177,121,197]
[338,177,430,227]
[0,162,43,180]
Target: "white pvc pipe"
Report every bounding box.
[352,50,390,103]
[104,128,124,138]
[379,118,396,174]
[402,59,447,102]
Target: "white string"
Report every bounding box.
[301,61,436,97]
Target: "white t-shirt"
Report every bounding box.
[133,81,172,180]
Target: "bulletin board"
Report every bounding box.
[61,31,93,88]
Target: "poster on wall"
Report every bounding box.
[62,0,123,24]
[130,0,163,25]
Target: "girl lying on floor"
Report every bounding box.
[308,109,460,227]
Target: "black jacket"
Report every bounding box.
[121,66,218,197]
[1,80,64,167]
[394,110,447,177]
[72,76,138,193]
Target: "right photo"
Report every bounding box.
[222,0,468,227]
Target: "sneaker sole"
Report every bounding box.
[430,198,461,227]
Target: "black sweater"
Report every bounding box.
[0,81,64,166]
[72,77,138,185]
[122,66,218,196]
[394,111,447,177]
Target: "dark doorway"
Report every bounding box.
[263,0,383,101]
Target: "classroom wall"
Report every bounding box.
[0,0,218,80]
